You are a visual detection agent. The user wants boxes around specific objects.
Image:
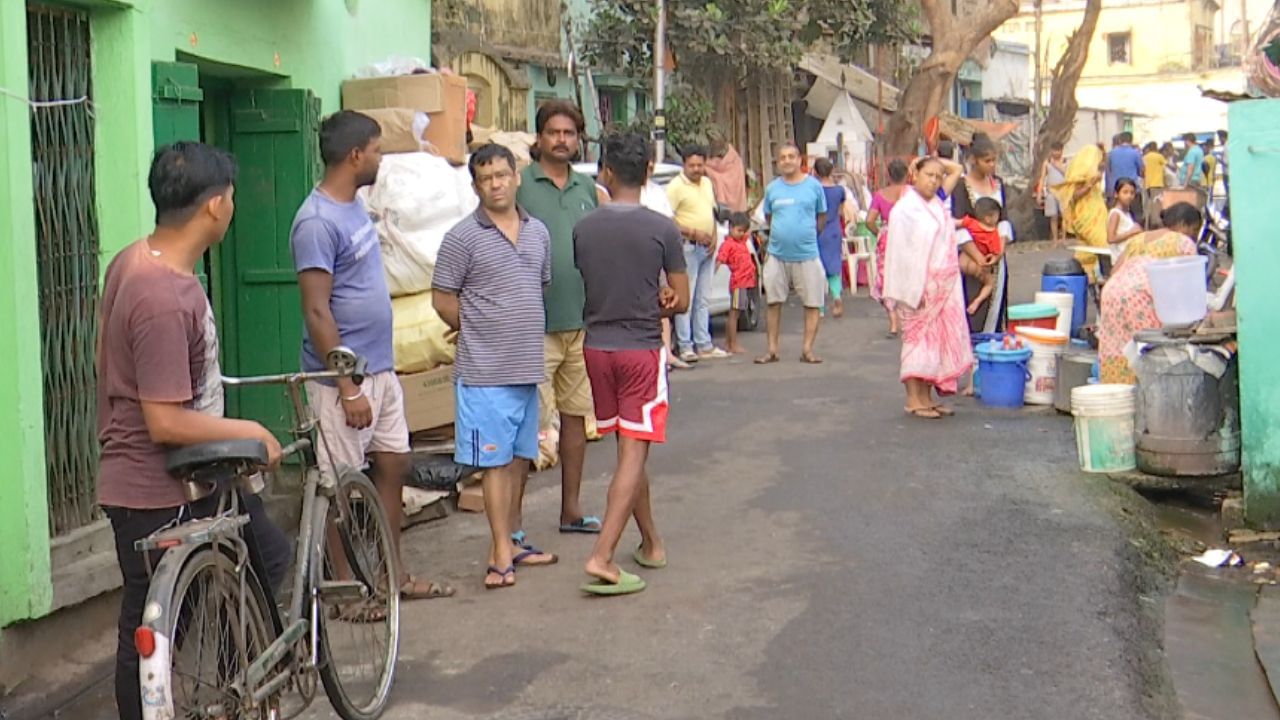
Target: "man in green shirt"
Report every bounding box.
[514,100,601,542]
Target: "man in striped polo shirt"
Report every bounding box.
[433,144,556,590]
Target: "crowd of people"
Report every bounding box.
[93,85,1228,715]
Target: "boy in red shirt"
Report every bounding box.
[958,197,1005,315]
[716,212,758,354]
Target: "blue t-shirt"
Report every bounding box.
[1180,145,1205,186]
[764,176,827,262]
[1107,145,1143,189]
[290,189,394,375]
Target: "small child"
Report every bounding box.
[958,197,1006,316]
[716,212,758,354]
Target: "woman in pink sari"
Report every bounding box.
[883,157,974,419]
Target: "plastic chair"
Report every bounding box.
[846,234,876,295]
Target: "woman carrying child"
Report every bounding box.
[951,134,1012,333]
[957,197,1006,316]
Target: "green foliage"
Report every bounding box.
[621,83,716,153]
[580,0,919,82]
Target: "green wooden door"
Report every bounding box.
[151,61,203,146]
[150,61,211,289]
[220,89,321,437]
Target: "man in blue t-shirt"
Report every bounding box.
[1106,131,1143,199]
[291,110,454,602]
[1178,132,1206,187]
[755,143,827,365]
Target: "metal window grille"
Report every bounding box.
[28,3,101,536]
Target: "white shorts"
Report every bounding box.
[763,256,826,308]
[307,371,411,479]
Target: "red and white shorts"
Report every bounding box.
[583,347,669,443]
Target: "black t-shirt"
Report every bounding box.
[573,203,687,350]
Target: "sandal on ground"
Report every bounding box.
[401,575,455,600]
[559,516,602,534]
[904,407,943,420]
[799,353,824,364]
[512,542,558,566]
[484,565,515,590]
[932,405,956,417]
[633,545,667,569]
[581,569,646,596]
[754,353,780,364]
[328,600,388,624]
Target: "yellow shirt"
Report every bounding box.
[1203,154,1217,188]
[1143,152,1166,189]
[666,172,717,237]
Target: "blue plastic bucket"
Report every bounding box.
[975,341,1032,408]
[969,333,1005,397]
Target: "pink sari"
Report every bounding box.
[882,189,973,394]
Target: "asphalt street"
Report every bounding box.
[48,246,1175,720]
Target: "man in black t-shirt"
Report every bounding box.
[572,133,689,596]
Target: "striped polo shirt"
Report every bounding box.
[433,207,551,386]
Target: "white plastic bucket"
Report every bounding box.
[1145,255,1208,326]
[1034,291,1075,336]
[1071,384,1137,473]
[1015,327,1068,405]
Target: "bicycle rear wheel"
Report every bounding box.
[316,470,401,720]
[162,548,277,719]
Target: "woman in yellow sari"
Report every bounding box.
[1052,144,1109,281]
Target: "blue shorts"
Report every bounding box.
[454,384,539,468]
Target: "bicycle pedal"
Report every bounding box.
[317,580,369,602]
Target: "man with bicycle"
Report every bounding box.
[97,142,292,720]
[291,110,453,602]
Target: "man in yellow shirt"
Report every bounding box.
[666,145,729,362]
[1141,142,1166,226]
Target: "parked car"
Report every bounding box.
[573,161,763,331]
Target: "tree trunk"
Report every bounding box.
[1008,0,1103,238]
[884,0,1020,157]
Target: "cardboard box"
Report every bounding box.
[456,483,486,514]
[399,365,455,432]
[342,73,468,165]
[342,74,451,114]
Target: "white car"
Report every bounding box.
[574,161,763,331]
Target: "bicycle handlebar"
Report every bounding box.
[279,438,312,459]
[222,355,367,388]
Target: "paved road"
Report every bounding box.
[51,247,1173,719]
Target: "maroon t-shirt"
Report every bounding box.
[96,240,224,509]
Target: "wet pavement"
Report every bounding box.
[42,245,1182,719]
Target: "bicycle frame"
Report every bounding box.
[137,361,368,720]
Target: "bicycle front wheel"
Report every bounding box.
[316,469,401,720]
[161,548,276,719]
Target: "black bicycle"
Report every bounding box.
[134,347,400,720]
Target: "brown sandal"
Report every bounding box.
[799,353,824,364]
[905,407,942,420]
[401,575,455,600]
[754,353,780,364]
[932,405,955,417]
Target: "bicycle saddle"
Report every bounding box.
[165,439,269,480]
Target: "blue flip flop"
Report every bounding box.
[581,570,646,596]
[484,565,515,590]
[559,516,602,534]
[513,543,558,567]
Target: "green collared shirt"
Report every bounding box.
[517,162,598,332]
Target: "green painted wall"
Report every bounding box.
[0,0,433,627]
[149,0,432,114]
[0,0,53,628]
[1231,98,1280,528]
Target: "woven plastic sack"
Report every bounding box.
[391,292,456,373]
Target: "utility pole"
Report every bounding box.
[1033,0,1043,143]
[654,0,668,161]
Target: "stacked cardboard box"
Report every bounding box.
[342,73,469,165]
